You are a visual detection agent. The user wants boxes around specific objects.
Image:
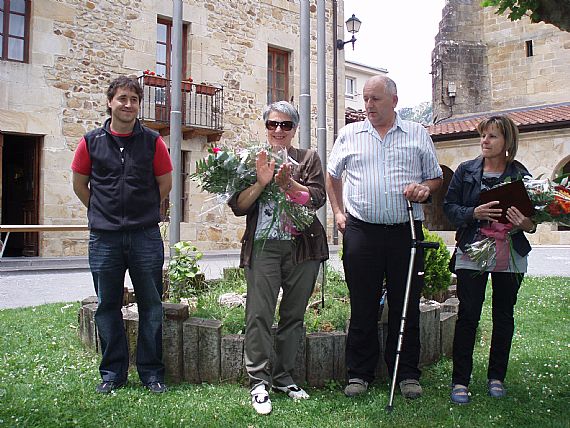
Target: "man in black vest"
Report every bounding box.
[72,76,173,393]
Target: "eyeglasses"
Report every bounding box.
[265,120,294,131]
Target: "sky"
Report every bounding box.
[342,0,448,109]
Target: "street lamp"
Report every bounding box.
[336,14,362,50]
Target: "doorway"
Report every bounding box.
[1,133,41,257]
[423,165,455,232]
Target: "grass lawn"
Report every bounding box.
[0,276,568,427]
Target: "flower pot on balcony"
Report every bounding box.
[143,75,167,87]
[181,81,193,92]
[195,84,217,96]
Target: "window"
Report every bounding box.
[156,19,188,79]
[525,40,533,57]
[345,77,356,98]
[267,48,289,104]
[154,19,189,117]
[1,0,31,63]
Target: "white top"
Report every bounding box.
[328,115,443,224]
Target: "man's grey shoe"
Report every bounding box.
[344,378,369,397]
[399,379,422,399]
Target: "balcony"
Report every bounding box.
[138,75,224,142]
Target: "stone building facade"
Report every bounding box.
[0,0,346,257]
[426,0,570,246]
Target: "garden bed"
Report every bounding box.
[77,266,458,386]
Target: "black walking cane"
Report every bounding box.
[386,200,439,413]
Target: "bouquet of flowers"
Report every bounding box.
[524,175,570,227]
[465,174,570,272]
[191,144,316,241]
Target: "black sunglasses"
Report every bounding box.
[265,120,294,131]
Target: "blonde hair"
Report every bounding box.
[477,115,519,163]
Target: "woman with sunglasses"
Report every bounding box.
[228,101,329,415]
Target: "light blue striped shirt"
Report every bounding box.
[328,115,443,224]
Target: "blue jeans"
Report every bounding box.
[89,226,165,384]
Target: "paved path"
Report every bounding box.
[0,246,568,310]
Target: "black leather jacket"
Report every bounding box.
[228,146,329,267]
[443,156,532,257]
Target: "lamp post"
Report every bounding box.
[332,7,361,244]
[336,14,362,50]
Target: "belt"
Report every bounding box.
[346,213,413,229]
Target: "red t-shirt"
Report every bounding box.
[71,131,173,176]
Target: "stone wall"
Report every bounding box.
[484,12,570,111]
[0,0,344,256]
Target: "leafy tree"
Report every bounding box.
[482,0,570,32]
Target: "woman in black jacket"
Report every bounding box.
[444,115,536,404]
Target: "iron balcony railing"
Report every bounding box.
[138,75,224,138]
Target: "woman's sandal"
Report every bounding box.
[488,379,506,398]
[450,384,470,404]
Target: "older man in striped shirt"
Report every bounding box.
[327,75,443,399]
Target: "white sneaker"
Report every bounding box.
[251,384,272,415]
[272,384,310,400]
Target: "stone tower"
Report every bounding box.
[432,0,570,124]
[431,0,491,124]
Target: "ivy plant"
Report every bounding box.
[166,241,204,302]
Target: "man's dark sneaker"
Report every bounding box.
[144,380,167,393]
[96,380,126,394]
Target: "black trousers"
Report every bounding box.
[452,270,523,386]
[343,214,424,383]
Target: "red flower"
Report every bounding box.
[211,147,221,154]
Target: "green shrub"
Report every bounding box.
[422,227,452,299]
[165,241,204,302]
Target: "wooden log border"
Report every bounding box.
[78,298,456,387]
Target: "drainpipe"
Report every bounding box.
[331,0,340,244]
[317,0,326,230]
[299,0,310,149]
[317,0,327,307]
[169,0,183,254]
